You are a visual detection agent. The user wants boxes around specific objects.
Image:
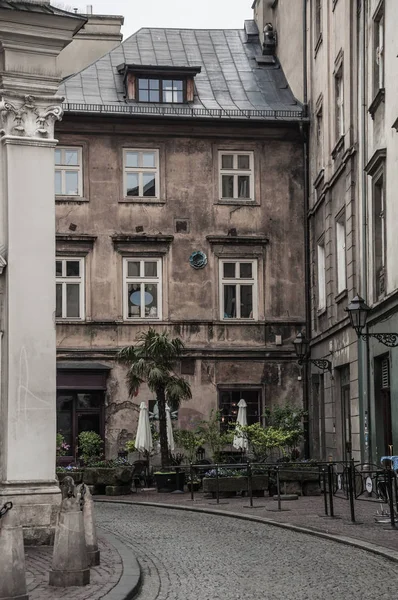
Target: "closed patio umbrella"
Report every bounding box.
[232,399,249,451]
[135,402,153,453]
[166,403,175,452]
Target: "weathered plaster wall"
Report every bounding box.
[55,117,305,457]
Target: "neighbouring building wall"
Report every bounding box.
[253,0,304,103]
[57,13,123,78]
[54,116,305,458]
[361,0,398,463]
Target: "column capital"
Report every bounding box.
[0,92,64,140]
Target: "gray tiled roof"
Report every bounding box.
[60,25,303,121]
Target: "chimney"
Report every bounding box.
[86,5,93,14]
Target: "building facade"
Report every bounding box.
[254,0,398,465]
[54,24,307,460]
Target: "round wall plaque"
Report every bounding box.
[189,250,207,270]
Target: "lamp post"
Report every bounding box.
[293,332,332,373]
[346,295,398,347]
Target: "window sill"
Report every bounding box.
[55,196,88,203]
[331,135,345,160]
[123,319,162,323]
[368,88,385,120]
[221,319,258,323]
[317,307,327,317]
[119,197,165,205]
[335,289,348,304]
[56,319,85,323]
[314,33,323,58]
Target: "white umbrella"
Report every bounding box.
[135,402,153,453]
[232,399,249,451]
[166,403,175,452]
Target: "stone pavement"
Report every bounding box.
[97,502,398,600]
[97,488,398,554]
[25,532,134,600]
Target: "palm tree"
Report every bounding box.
[118,328,192,467]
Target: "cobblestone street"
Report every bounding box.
[98,502,398,600]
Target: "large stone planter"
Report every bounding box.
[277,469,320,496]
[57,471,83,485]
[203,475,268,498]
[83,467,132,495]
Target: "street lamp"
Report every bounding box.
[293,332,332,373]
[346,295,398,347]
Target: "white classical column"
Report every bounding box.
[0,95,64,543]
[0,6,86,544]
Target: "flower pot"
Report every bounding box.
[83,467,132,494]
[154,472,185,493]
[203,475,268,498]
[277,468,320,496]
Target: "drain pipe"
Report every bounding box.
[302,0,310,458]
[359,0,370,464]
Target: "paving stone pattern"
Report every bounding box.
[105,490,398,552]
[97,502,398,600]
[25,536,122,600]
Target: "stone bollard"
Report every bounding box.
[49,476,90,587]
[78,484,100,567]
[0,501,29,600]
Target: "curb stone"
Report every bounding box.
[99,528,141,600]
[95,498,398,565]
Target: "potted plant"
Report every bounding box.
[56,465,84,485]
[202,467,269,498]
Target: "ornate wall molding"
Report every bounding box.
[0,94,63,139]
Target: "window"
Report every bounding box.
[124,258,162,320]
[56,258,85,320]
[374,8,384,94]
[317,241,326,310]
[219,389,261,432]
[219,152,254,201]
[137,78,185,103]
[123,149,159,199]
[55,147,82,196]
[220,259,257,320]
[315,0,322,43]
[316,103,323,170]
[335,67,344,140]
[336,216,346,294]
[373,171,386,299]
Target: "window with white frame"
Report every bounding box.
[336,216,347,294]
[56,258,85,319]
[374,7,384,94]
[219,152,254,201]
[123,149,159,198]
[317,241,326,310]
[124,258,162,320]
[55,147,82,196]
[220,259,258,320]
[335,66,344,140]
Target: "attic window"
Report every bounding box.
[118,64,201,104]
[138,78,184,103]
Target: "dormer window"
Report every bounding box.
[138,78,184,103]
[117,63,201,104]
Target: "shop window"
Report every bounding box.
[219,389,261,432]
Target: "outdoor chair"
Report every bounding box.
[131,460,149,491]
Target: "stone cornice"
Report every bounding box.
[206,235,269,245]
[0,93,64,139]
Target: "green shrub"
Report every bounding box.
[78,431,103,464]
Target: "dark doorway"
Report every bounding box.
[57,391,105,462]
[340,366,352,459]
[375,355,392,457]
